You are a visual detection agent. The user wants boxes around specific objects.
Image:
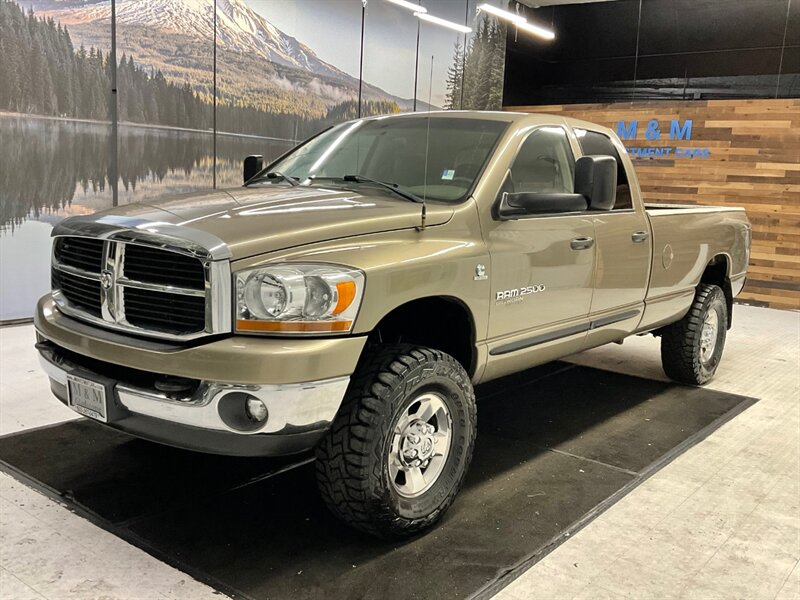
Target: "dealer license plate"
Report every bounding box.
[67,374,108,422]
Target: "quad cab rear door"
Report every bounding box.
[573,127,652,346]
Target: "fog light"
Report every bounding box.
[245,397,268,423]
[218,392,269,431]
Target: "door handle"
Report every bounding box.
[631,230,650,243]
[570,236,594,251]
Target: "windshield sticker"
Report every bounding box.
[441,169,455,181]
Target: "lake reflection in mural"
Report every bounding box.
[0,114,293,320]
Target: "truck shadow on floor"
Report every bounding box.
[0,361,754,600]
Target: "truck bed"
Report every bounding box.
[640,203,750,331]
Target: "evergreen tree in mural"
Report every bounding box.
[329,99,401,122]
[444,40,465,110]
[0,0,206,126]
[450,14,507,111]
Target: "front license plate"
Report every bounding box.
[67,374,108,422]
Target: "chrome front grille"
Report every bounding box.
[123,287,207,332]
[51,235,230,341]
[123,244,206,289]
[54,237,104,272]
[51,268,103,317]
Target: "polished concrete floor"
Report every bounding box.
[1,304,798,599]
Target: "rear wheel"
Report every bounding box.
[660,283,728,385]
[315,343,476,539]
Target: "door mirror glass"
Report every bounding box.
[243,155,264,184]
[575,155,617,210]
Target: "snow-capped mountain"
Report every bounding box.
[27,0,355,84]
[20,0,427,112]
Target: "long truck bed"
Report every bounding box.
[639,204,750,332]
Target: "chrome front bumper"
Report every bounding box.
[38,342,350,456]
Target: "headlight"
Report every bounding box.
[235,263,364,334]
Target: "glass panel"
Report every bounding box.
[639,0,789,55]
[362,0,418,115]
[778,45,799,98]
[518,1,639,62]
[416,0,469,111]
[0,1,112,320]
[509,128,575,194]
[462,0,509,110]
[115,0,215,200]
[268,116,509,202]
[778,0,799,97]
[215,0,363,187]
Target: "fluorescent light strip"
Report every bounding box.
[477,2,555,40]
[476,3,525,24]
[415,12,472,33]
[516,20,555,40]
[386,0,427,13]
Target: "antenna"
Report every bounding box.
[420,54,434,231]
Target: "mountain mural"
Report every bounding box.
[19,0,429,117]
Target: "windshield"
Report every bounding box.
[263,116,509,202]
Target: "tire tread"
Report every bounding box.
[660,283,726,385]
[315,343,476,538]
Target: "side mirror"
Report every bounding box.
[575,155,617,210]
[498,192,588,219]
[243,155,264,184]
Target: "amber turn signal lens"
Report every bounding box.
[333,281,357,315]
[236,320,352,333]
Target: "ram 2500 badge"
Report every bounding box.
[36,111,751,538]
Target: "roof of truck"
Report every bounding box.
[363,110,615,136]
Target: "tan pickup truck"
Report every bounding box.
[35,111,751,538]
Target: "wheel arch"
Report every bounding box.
[700,253,733,329]
[366,296,478,376]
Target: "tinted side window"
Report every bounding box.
[507,128,575,196]
[575,129,632,210]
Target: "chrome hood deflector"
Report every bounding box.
[52,213,232,261]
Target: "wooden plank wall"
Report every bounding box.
[505,99,800,310]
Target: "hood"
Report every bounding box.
[97,185,454,260]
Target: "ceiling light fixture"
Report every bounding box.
[476,3,525,24]
[415,12,472,33]
[386,0,427,13]
[476,3,555,40]
[516,20,556,40]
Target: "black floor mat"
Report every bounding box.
[0,362,756,600]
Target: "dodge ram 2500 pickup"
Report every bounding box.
[36,111,751,538]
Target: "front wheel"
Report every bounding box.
[660,283,728,385]
[315,344,476,539]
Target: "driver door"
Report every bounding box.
[481,126,596,381]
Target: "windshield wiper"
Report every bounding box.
[344,175,424,204]
[309,175,423,204]
[247,171,300,187]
